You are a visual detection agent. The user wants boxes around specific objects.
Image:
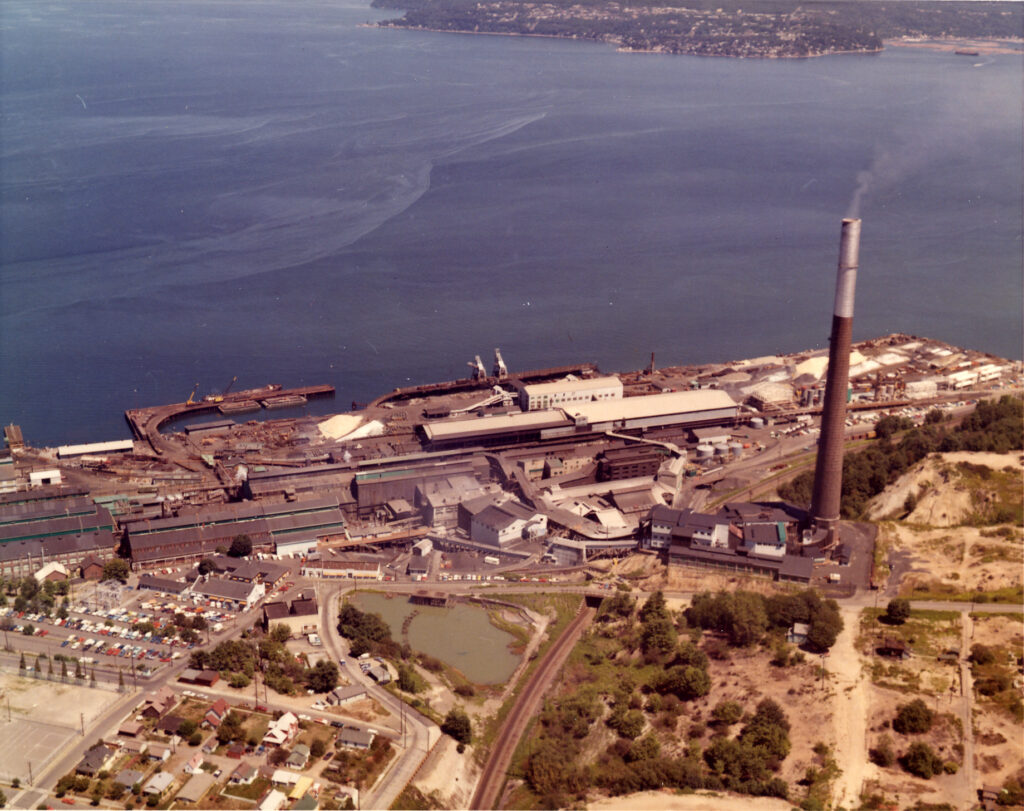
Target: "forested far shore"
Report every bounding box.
[371,0,1022,59]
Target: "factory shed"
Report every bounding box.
[515,376,623,412]
[564,389,739,433]
[57,439,134,458]
[420,411,572,449]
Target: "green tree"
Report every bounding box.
[740,698,791,760]
[270,624,292,644]
[396,663,423,694]
[307,660,339,693]
[640,616,677,658]
[901,741,943,779]
[18,652,25,671]
[441,708,472,745]
[893,699,933,735]
[228,534,252,558]
[197,558,216,575]
[885,598,911,625]
[625,733,660,762]
[102,559,130,582]
[655,665,710,701]
[711,700,744,725]
[178,719,197,738]
[61,660,68,681]
[310,738,327,759]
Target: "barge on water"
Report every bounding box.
[219,400,261,415]
[262,394,308,409]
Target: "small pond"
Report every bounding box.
[349,591,522,684]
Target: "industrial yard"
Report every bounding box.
[1,312,1021,810]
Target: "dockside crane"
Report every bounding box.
[493,348,508,379]
[186,383,200,405]
[468,355,487,381]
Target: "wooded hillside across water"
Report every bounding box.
[372,0,1022,58]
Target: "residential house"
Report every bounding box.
[293,794,319,810]
[158,714,185,735]
[75,744,115,776]
[119,739,148,757]
[225,742,246,759]
[114,769,145,790]
[179,668,220,687]
[146,743,171,763]
[204,698,229,728]
[271,770,300,788]
[139,685,177,719]
[262,712,299,747]
[143,772,174,796]
[176,773,216,805]
[118,720,143,737]
[336,727,373,750]
[183,752,205,775]
[879,637,911,659]
[286,744,310,770]
[229,761,257,786]
[258,789,289,811]
[289,778,314,801]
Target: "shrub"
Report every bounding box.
[868,735,894,767]
[900,741,943,779]
[893,699,933,735]
[884,598,911,625]
[711,700,744,725]
[441,708,472,745]
[969,644,996,665]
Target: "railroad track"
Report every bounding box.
[470,602,596,810]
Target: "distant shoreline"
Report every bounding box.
[371,24,886,59]
[372,23,1021,59]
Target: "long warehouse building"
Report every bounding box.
[420,389,738,449]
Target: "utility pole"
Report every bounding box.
[80,712,85,736]
[27,761,32,785]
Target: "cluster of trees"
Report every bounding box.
[441,708,472,746]
[0,575,71,617]
[685,589,842,652]
[701,699,791,797]
[188,629,338,695]
[780,396,1023,519]
[337,603,402,659]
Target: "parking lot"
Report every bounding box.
[0,672,120,782]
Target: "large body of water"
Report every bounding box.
[1,0,1021,447]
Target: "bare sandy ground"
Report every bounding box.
[885,37,1023,56]
[868,451,1022,525]
[586,789,793,810]
[828,606,876,808]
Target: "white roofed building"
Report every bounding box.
[515,376,623,412]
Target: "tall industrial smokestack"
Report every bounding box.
[810,218,861,545]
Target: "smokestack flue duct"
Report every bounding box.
[810,218,861,545]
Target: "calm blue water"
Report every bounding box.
[1,0,1021,446]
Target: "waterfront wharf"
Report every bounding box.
[124,384,334,457]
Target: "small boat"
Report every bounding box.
[954,50,980,56]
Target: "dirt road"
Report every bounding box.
[828,605,875,807]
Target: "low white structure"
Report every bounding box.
[57,439,134,459]
[471,501,547,547]
[34,561,69,583]
[29,469,62,486]
[515,375,623,412]
[258,789,289,811]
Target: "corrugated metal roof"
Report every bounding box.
[565,389,738,424]
[423,411,570,441]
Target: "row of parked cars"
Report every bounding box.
[61,635,181,662]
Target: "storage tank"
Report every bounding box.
[713,443,729,457]
[750,417,765,429]
[729,441,744,459]
[696,444,715,459]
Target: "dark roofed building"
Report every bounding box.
[76,744,114,776]
[138,574,192,595]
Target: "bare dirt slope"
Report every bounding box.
[867,451,1022,525]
